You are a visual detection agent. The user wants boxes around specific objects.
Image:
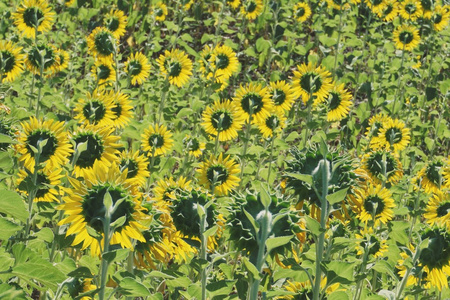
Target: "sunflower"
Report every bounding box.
[73,89,116,127]
[431,6,450,32]
[365,0,387,15]
[181,0,194,10]
[210,44,239,82]
[26,44,60,76]
[269,81,296,113]
[0,41,25,83]
[256,109,287,139]
[393,24,421,51]
[197,153,240,196]
[153,176,192,203]
[183,135,206,157]
[125,52,151,86]
[201,99,245,142]
[152,2,168,22]
[58,162,147,256]
[12,0,55,39]
[17,117,73,172]
[233,82,273,123]
[55,48,69,72]
[414,159,448,194]
[86,27,117,61]
[352,184,395,225]
[157,49,193,87]
[419,0,433,18]
[104,9,127,39]
[365,113,393,139]
[198,45,214,80]
[70,125,121,178]
[293,2,312,22]
[379,0,399,21]
[91,58,116,86]
[355,227,389,258]
[17,167,64,202]
[141,123,174,157]
[327,0,351,10]
[399,0,423,20]
[370,118,411,152]
[117,150,150,189]
[292,62,333,105]
[361,150,403,185]
[68,278,97,300]
[111,90,134,129]
[275,277,339,299]
[241,0,264,20]
[424,191,450,231]
[325,83,352,122]
[64,0,76,7]
[226,0,241,9]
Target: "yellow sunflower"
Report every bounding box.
[58,162,148,256]
[327,0,351,10]
[86,27,117,61]
[157,49,193,87]
[370,118,411,152]
[292,62,333,105]
[26,44,60,76]
[365,0,387,15]
[293,2,312,22]
[104,9,127,39]
[226,0,241,9]
[12,0,55,39]
[70,125,121,178]
[379,0,399,21]
[17,117,73,172]
[73,89,116,127]
[198,44,214,80]
[183,135,206,158]
[414,159,449,194]
[269,81,296,113]
[201,99,245,142]
[141,123,174,157]
[352,184,395,225]
[424,191,450,231]
[241,0,264,20]
[355,227,389,258]
[64,0,76,7]
[325,83,352,122]
[152,2,168,22]
[361,150,403,185]
[125,52,151,85]
[197,153,240,196]
[399,0,423,20]
[393,24,420,51]
[91,57,116,87]
[233,82,273,123]
[0,40,25,82]
[210,44,239,82]
[365,113,393,139]
[153,176,192,203]
[17,167,64,202]
[117,150,150,189]
[419,0,433,19]
[55,48,69,73]
[256,109,287,139]
[111,90,134,129]
[276,277,340,299]
[431,6,450,31]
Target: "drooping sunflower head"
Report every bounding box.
[431,6,450,31]
[201,99,244,142]
[269,80,295,113]
[58,162,148,256]
[26,44,60,76]
[86,27,117,61]
[152,2,168,22]
[183,135,205,158]
[55,48,69,73]
[157,49,193,87]
[0,41,25,83]
[17,167,64,202]
[370,118,411,153]
[292,62,333,105]
[104,9,127,39]
[73,89,115,127]
[110,90,134,129]
[197,153,240,196]
[325,83,352,122]
[414,159,448,194]
[125,52,151,86]
[419,0,434,18]
[365,113,393,139]
[424,191,450,231]
[353,184,395,226]
[393,24,421,51]
[355,227,389,258]
[256,109,287,139]
[141,123,174,157]
[91,57,116,87]
[17,117,73,172]
[233,82,273,123]
[210,44,239,82]
[361,150,403,185]
[293,2,312,22]
[399,0,423,20]
[117,150,150,189]
[13,0,55,39]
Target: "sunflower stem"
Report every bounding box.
[199,210,208,300]
[395,245,422,299]
[333,3,344,79]
[353,242,370,300]
[301,97,313,149]
[214,0,226,46]
[99,196,113,300]
[113,46,120,92]
[240,109,253,184]
[392,45,406,117]
[157,80,169,124]
[266,137,275,183]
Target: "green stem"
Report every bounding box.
[392,46,406,116]
[113,47,120,92]
[98,212,112,300]
[266,137,275,182]
[158,81,168,124]
[395,246,421,299]
[240,112,253,183]
[333,5,344,78]
[301,98,313,149]
[353,245,369,300]
[200,212,208,300]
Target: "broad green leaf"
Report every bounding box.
[187,283,202,299]
[324,261,354,285]
[67,266,94,278]
[0,190,27,223]
[118,277,151,296]
[0,134,16,144]
[207,280,236,298]
[260,186,271,208]
[326,188,349,205]
[328,291,350,300]
[35,227,54,243]
[304,216,323,236]
[243,208,260,233]
[0,217,21,240]
[273,267,311,283]
[165,276,191,289]
[242,257,260,280]
[203,225,218,237]
[285,173,313,185]
[266,236,293,253]
[147,271,176,279]
[0,283,27,300]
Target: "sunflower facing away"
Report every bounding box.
[197,153,240,196]
[17,117,73,172]
[125,52,151,85]
[365,113,393,139]
[13,0,55,39]
[104,9,127,39]
[352,184,395,225]
[86,27,117,61]
[111,90,134,129]
[201,99,245,142]
[210,44,239,82]
[325,83,352,122]
[26,44,60,76]
[58,162,148,256]
[91,58,116,86]
[326,0,351,11]
[183,135,206,158]
[55,48,69,73]
[256,109,287,139]
[393,24,420,51]
[431,6,450,32]
[0,41,25,83]
[293,2,312,22]
[241,0,264,20]
[198,45,214,80]
[269,80,295,113]
[73,89,115,127]
[424,191,450,231]
[17,167,64,202]
[414,159,449,194]
[153,176,192,204]
[152,2,168,22]
[399,0,423,20]
[292,62,333,105]
[355,227,389,258]
[157,49,193,87]
[361,150,403,185]
[117,150,150,189]
[365,0,387,15]
[141,123,174,157]
[233,82,273,123]
[370,118,411,152]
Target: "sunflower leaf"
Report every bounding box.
[285,173,313,185]
[117,277,151,296]
[0,190,28,223]
[0,217,21,240]
[241,257,260,280]
[326,188,349,205]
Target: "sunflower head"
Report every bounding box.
[431,6,450,31]
[91,58,116,86]
[292,62,333,105]
[269,80,295,113]
[183,135,205,157]
[201,99,244,142]
[241,0,264,20]
[353,184,395,226]
[370,118,410,152]
[0,41,25,83]
[415,159,448,193]
[17,167,64,202]
[197,153,240,196]
[73,89,115,127]
[153,2,168,22]
[424,190,450,231]
[86,27,117,61]
[157,49,193,87]
[293,2,312,22]
[361,150,403,185]
[118,150,150,189]
[125,52,151,86]
[104,9,127,38]
[233,82,272,123]
[393,24,420,51]
[141,124,174,157]
[325,83,352,122]
[13,0,55,39]
[355,227,389,258]
[256,109,287,139]
[26,44,60,76]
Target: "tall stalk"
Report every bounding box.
[333,4,345,78]
[392,45,406,116]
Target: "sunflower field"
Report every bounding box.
[0,0,449,299]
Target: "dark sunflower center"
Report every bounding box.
[35,172,50,198]
[272,89,286,105]
[419,229,450,269]
[73,133,104,168]
[83,100,106,124]
[373,0,383,6]
[0,51,15,73]
[128,60,142,76]
[362,235,381,256]
[241,93,264,115]
[98,65,111,80]
[364,195,385,216]
[207,165,229,185]
[28,46,57,70]
[437,202,450,217]
[384,5,394,15]
[300,72,322,94]
[265,115,279,131]
[333,0,343,6]
[420,0,432,10]
[23,7,44,28]
[26,130,58,162]
[296,7,306,17]
[328,92,341,110]
[399,31,414,44]
[156,8,164,17]
[432,14,442,24]
[211,111,233,131]
[426,162,443,186]
[368,152,396,177]
[165,60,182,77]
[246,2,257,12]
[94,32,115,56]
[385,128,402,144]
[120,158,139,179]
[405,3,417,14]
[82,185,132,232]
[372,121,383,136]
[186,138,200,151]
[216,54,230,69]
[148,133,164,148]
[106,17,120,32]
[112,103,122,119]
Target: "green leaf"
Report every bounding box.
[0,283,27,300]
[243,208,260,233]
[304,216,323,236]
[266,236,293,253]
[285,173,313,185]
[67,266,95,278]
[35,227,54,243]
[0,134,16,144]
[326,188,349,205]
[118,277,150,296]
[207,280,236,298]
[324,261,354,285]
[147,271,176,279]
[260,186,271,208]
[328,291,350,300]
[0,217,21,240]
[187,283,202,299]
[0,190,27,223]
[203,225,218,238]
[242,257,260,280]
[165,276,191,289]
